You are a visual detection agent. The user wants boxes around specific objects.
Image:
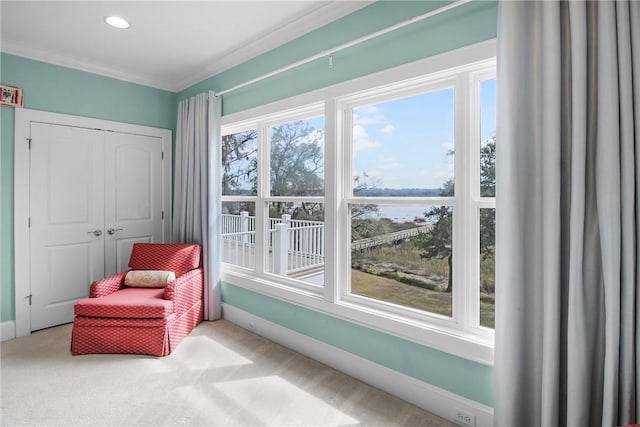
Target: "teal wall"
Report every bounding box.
[0,53,177,322]
[182,0,497,407]
[179,0,497,115]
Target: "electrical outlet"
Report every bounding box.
[453,408,476,427]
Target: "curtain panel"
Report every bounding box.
[495,1,639,426]
[173,91,222,320]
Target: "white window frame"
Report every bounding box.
[337,76,459,333]
[337,65,496,341]
[221,40,496,365]
[222,104,327,295]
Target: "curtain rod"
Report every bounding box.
[216,0,472,97]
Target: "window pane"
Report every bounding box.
[222,130,258,196]
[266,202,324,286]
[270,117,324,196]
[221,201,256,269]
[480,79,496,197]
[352,88,455,197]
[480,208,495,329]
[350,204,452,317]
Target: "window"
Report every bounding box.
[221,44,496,362]
[221,128,257,270]
[340,70,496,335]
[222,108,325,289]
[346,85,456,322]
[267,116,325,286]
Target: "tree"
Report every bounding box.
[270,121,324,197]
[351,172,384,241]
[479,137,496,258]
[414,181,454,292]
[222,130,257,196]
[414,138,496,293]
[270,120,324,218]
[222,121,325,220]
[480,137,496,197]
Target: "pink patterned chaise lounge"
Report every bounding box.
[71,243,203,356]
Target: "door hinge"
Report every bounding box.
[161,210,165,220]
[27,138,32,150]
[26,294,32,306]
[161,151,164,160]
[28,217,31,228]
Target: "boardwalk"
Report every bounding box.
[351,225,431,251]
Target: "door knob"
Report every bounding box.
[107,228,124,235]
[87,229,102,236]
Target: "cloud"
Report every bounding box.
[353,125,381,153]
[353,105,393,131]
[380,124,396,134]
[378,157,402,170]
[352,125,367,140]
[353,113,386,126]
[417,163,455,187]
[352,106,398,153]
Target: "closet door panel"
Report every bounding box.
[104,132,164,276]
[29,123,105,331]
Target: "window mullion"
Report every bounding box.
[323,99,339,303]
[340,103,353,300]
[254,122,269,276]
[466,72,483,331]
[453,74,471,331]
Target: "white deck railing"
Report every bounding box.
[221,212,325,275]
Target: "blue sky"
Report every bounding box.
[481,79,497,141]
[353,79,496,190]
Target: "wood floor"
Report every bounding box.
[1,320,455,426]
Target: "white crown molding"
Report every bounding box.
[174,1,372,92]
[1,39,177,92]
[2,1,372,93]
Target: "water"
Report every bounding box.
[366,206,431,224]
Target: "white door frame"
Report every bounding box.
[14,108,172,337]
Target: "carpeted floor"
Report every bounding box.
[1,320,454,427]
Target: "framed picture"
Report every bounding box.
[0,84,24,107]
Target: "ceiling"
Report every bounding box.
[0,1,371,92]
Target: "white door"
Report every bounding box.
[104,132,164,275]
[29,123,106,331]
[29,125,166,331]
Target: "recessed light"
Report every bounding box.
[105,16,130,29]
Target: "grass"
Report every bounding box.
[480,298,495,329]
[377,271,439,290]
[352,269,495,328]
[351,269,452,317]
[351,240,496,329]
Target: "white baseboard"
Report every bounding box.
[1,320,16,341]
[222,303,494,426]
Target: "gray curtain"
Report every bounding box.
[173,91,222,320]
[494,1,639,426]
